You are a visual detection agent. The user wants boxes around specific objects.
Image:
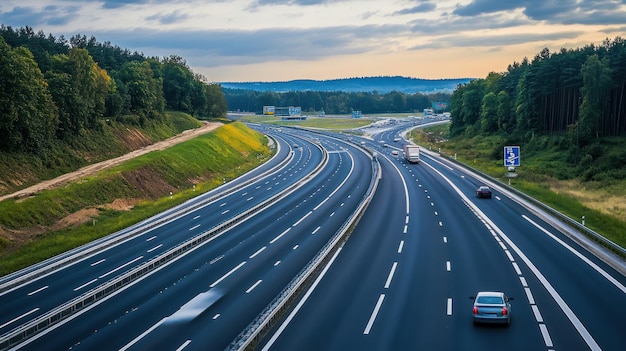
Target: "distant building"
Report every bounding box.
[277,106,306,121]
[263,106,275,115]
[352,110,362,118]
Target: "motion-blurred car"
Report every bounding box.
[471,291,513,325]
[391,150,399,156]
[476,186,492,198]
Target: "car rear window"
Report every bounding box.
[477,296,503,304]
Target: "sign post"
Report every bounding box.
[504,146,520,185]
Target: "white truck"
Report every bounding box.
[403,144,420,164]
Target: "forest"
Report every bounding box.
[449,37,626,143]
[0,25,227,153]
[223,88,451,115]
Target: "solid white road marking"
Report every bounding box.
[0,308,39,329]
[523,215,626,293]
[262,248,343,350]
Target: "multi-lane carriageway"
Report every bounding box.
[0,127,376,350]
[1,123,626,351]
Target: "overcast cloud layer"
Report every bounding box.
[1,0,625,82]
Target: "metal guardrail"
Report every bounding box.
[423,147,626,260]
[0,136,288,294]
[0,137,328,350]
[227,144,381,351]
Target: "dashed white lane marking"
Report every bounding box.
[384,262,398,289]
[246,280,262,293]
[74,279,97,291]
[99,256,143,279]
[27,286,49,296]
[147,244,162,253]
[447,298,453,316]
[249,246,266,259]
[210,261,246,288]
[175,340,192,351]
[91,259,106,266]
[364,294,385,335]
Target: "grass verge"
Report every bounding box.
[0,122,273,275]
[410,125,626,253]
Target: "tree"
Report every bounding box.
[480,92,498,134]
[577,54,612,145]
[0,38,58,151]
[496,91,513,133]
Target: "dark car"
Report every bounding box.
[471,291,513,325]
[476,186,492,198]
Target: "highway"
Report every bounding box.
[0,127,376,350]
[2,119,625,351]
[257,121,626,351]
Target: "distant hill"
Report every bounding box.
[219,76,473,94]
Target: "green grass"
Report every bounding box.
[239,115,374,130]
[410,124,626,253]
[0,122,273,275]
[0,112,202,197]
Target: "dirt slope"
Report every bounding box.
[0,122,222,202]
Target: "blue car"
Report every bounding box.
[471,291,513,325]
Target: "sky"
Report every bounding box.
[1,0,625,83]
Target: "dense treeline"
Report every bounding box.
[223,88,450,115]
[0,25,227,153]
[450,37,626,143]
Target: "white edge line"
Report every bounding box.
[261,248,343,351]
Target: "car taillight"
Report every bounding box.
[473,306,478,314]
[502,307,508,315]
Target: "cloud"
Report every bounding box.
[452,0,626,25]
[146,10,189,24]
[0,5,80,27]
[409,31,585,50]
[393,2,437,15]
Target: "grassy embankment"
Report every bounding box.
[0,121,273,275]
[0,111,203,196]
[410,124,626,252]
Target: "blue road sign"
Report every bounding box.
[504,146,520,167]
